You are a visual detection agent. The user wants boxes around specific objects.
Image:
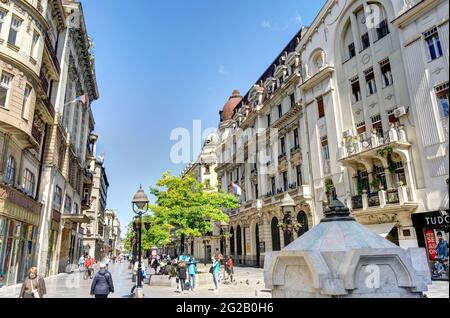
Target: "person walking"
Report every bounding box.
[211,255,220,292]
[177,261,187,293]
[78,255,85,271]
[188,256,198,291]
[19,267,46,298]
[91,263,114,298]
[226,256,234,283]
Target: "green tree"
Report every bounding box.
[149,172,240,251]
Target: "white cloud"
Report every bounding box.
[261,12,304,31]
[218,65,229,75]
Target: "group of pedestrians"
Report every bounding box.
[167,254,198,293]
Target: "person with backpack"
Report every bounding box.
[187,256,198,292]
[177,261,187,292]
[91,263,114,298]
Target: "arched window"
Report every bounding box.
[23,169,35,196]
[5,156,16,184]
[297,211,309,237]
[271,217,281,251]
[343,21,355,61]
[229,227,235,255]
[236,225,242,256]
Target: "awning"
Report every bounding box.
[364,223,397,238]
[62,214,91,224]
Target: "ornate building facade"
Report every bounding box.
[1,0,108,286]
[212,0,448,274]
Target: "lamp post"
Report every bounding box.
[220,222,230,258]
[281,193,295,246]
[132,185,149,299]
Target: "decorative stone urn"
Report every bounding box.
[264,200,431,298]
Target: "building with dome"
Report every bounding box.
[209,0,448,282]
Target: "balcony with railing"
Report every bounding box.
[339,126,410,162]
[348,185,417,214]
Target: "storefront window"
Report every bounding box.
[412,211,449,281]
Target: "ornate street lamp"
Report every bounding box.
[280,193,295,246]
[132,185,149,298]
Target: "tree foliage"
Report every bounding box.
[149,171,240,242]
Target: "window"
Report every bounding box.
[5,156,16,184]
[387,108,400,124]
[8,16,22,45]
[280,137,286,155]
[361,32,370,50]
[435,82,449,118]
[255,184,259,199]
[358,170,370,193]
[317,97,325,118]
[278,104,282,118]
[204,164,210,174]
[371,114,383,136]
[290,93,295,108]
[282,171,288,192]
[73,203,79,215]
[294,128,299,147]
[267,114,271,127]
[21,85,32,119]
[365,68,377,96]
[351,77,362,103]
[348,43,356,59]
[374,165,387,190]
[54,186,62,208]
[321,137,330,161]
[0,72,12,108]
[376,19,389,40]
[380,59,393,88]
[296,165,303,186]
[30,32,40,60]
[64,195,72,214]
[393,161,407,185]
[356,121,366,134]
[424,27,443,61]
[23,169,35,196]
[0,10,6,34]
[271,177,276,195]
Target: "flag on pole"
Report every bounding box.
[230,181,242,196]
[65,94,87,106]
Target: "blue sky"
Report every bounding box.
[82,0,326,230]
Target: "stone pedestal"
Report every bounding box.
[264,200,431,298]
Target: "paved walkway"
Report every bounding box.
[0,262,447,298]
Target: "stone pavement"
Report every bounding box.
[0,261,447,298]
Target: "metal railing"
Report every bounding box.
[352,195,363,209]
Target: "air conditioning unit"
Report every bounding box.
[394,106,407,118]
[343,129,354,139]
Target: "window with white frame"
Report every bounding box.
[0,72,12,108]
[0,10,6,35]
[8,16,22,45]
[371,114,383,136]
[365,68,377,96]
[21,84,32,119]
[30,31,40,60]
[435,82,449,118]
[356,121,366,135]
[380,59,393,88]
[321,136,330,161]
[424,27,443,61]
[23,169,35,196]
[5,156,16,184]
